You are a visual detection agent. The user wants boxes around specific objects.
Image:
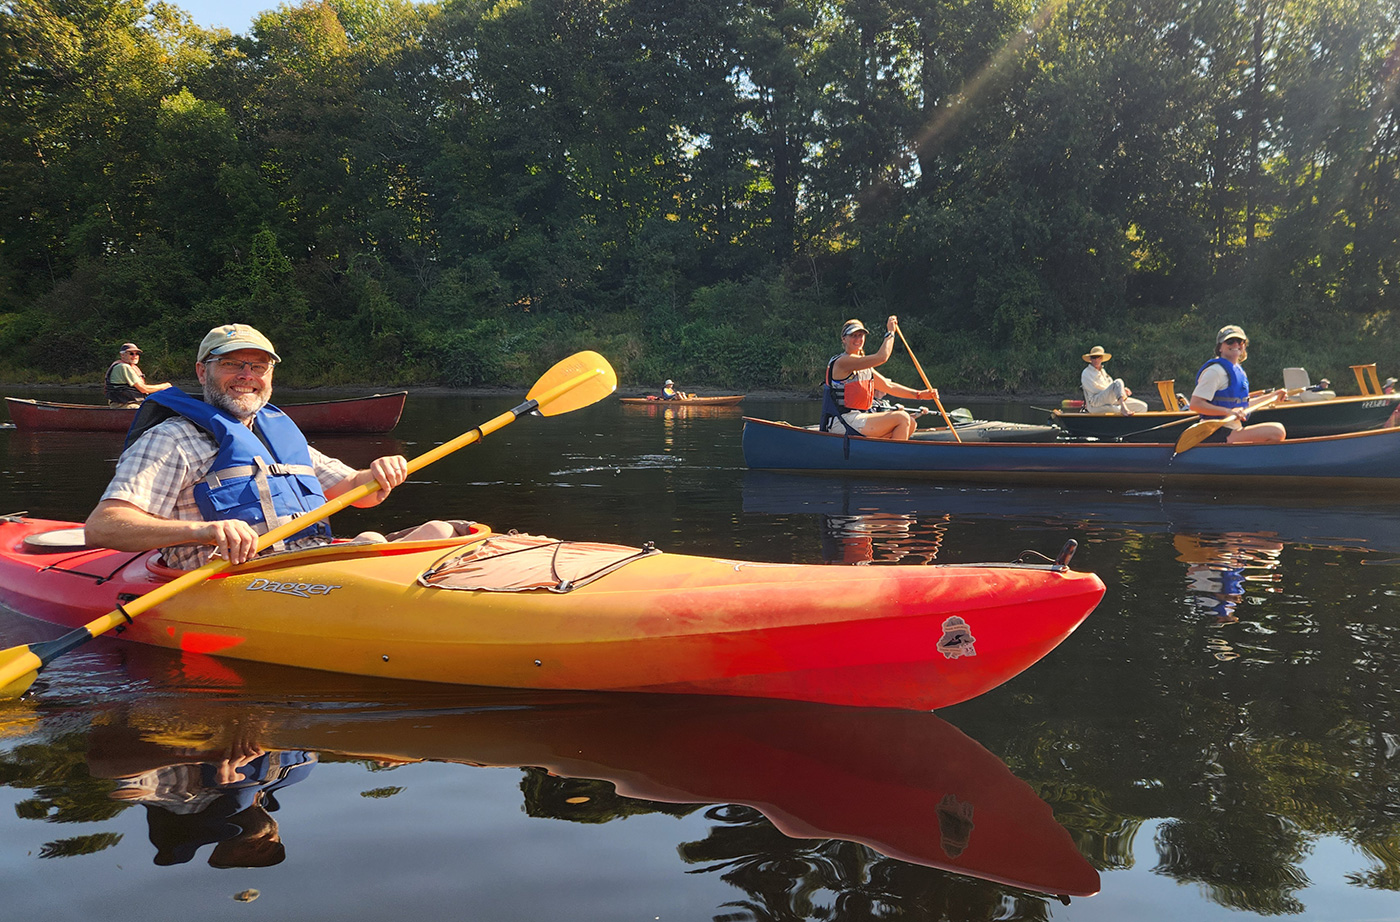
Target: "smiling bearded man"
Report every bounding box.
[84,324,452,569]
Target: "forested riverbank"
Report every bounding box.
[3,0,1398,395]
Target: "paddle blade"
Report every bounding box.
[1174,418,1222,453]
[527,351,617,416]
[0,647,43,698]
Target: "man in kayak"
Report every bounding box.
[820,316,939,440]
[661,379,693,400]
[105,342,172,407]
[1080,346,1147,415]
[1187,325,1286,444]
[85,323,452,568]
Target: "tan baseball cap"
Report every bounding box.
[197,323,281,363]
[1216,324,1248,344]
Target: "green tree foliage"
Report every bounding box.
[1,0,1398,388]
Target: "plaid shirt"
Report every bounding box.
[100,418,355,569]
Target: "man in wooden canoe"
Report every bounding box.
[661,379,693,400]
[1080,346,1147,415]
[85,323,453,568]
[820,316,939,440]
[1187,325,1286,444]
[105,342,172,408]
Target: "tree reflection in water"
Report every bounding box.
[673,803,1060,922]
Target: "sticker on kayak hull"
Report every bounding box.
[937,617,977,659]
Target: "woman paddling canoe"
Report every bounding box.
[820,316,939,441]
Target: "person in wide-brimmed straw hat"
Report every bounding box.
[1187,325,1286,444]
[819,315,939,440]
[1080,346,1147,415]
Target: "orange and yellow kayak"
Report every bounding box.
[0,515,1104,710]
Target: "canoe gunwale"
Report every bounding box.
[5,392,407,433]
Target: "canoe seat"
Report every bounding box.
[22,528,89,554]
[1154,380,1187,411]
[1282,368,1335,402]
[1351,363,1382,396]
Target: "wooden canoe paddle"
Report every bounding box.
[894,327,961,443]
[0,351,618,698]
[1174,391,1285,454]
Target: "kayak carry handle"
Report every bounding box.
[1008,539,1078,571]
[1053,539,1079,571]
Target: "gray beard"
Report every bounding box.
[203,379,268,421]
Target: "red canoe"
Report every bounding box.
[4,392,406,434]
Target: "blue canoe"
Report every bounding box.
[741,417,1400,492]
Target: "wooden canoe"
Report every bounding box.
[620,395,745,406]
[4,391,407,434]
[742,416,1400,491]
[1051,392,1400,442]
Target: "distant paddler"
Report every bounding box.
[820,316,939,441]
[1187,325,1286,444]
[105,342,172,408]
[1080,346,1147,415]
[661,379,694,400]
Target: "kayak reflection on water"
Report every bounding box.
[0,657,1100,900]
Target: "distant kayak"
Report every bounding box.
[620,395,744,406]
[4,392,407,434]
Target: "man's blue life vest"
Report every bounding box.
[1195,358,1250,410]
[127,388,332,545]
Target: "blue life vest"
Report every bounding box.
[1195,358,1250,410]
[129,388,332,546]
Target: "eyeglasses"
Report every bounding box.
[123,350,140,355]
[208,358,276,376]
[1223,338,1246,346]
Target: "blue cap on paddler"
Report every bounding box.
[197,323,282,363]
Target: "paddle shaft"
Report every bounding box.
[0,361,611,693]
[895,327,961,443]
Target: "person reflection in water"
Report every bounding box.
[1176,533,1284,629]
[819,512,944,565]
[104,744,317,868]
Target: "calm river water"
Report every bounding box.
[2,390,1399,921]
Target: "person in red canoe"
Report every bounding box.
[105,341,172,408]
[1187,325,1286,444]
[85,323,454,569]
[820,316,939,441]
